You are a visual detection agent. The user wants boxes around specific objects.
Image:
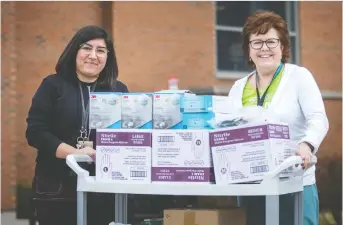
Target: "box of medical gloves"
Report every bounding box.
[89,92,122,129]
[210,122,295,184]
[152,129,214,183]
[95,129,152,183]
[121,93,153,129]
[180,95,230,129]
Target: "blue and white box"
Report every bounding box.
[181,95,213,113]
[89,92,122,129]
[181,95,230,129]
[121,93,153,129]
[153,90,194,129]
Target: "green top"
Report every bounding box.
[242,66,284,108]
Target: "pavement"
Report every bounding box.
[1,212,33,225]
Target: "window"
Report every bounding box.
[215,1,299,79]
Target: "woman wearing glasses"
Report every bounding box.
[227,11,329,225]
[26,25,129,225]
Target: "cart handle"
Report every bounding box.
[66,154,93,177]
[262,155,317,182]
[66,154,317,181]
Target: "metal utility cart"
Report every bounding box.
[67,155,315,225]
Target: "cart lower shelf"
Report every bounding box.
[66,154,312,225]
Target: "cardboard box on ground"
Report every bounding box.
[164,208,245,225]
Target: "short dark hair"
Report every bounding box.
[55,25,118,90]
[242,11,291,67]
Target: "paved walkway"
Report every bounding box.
[1,212,32,225]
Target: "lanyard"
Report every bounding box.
[256,63,283,107]
[78,81,97,140]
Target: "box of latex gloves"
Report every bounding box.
[95,129,152,183]
[121,93,153,129]
[180,95,230,129]
[152,130,214,183]
[153,90,194,129]
[89,92,122,129]
[210,122,295,184]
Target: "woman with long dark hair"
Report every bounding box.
[26,25,129,225]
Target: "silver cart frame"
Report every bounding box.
[67,155,312,225]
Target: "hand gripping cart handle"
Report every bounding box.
[66,154,317,225]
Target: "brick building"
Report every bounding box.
[1,1,342,210]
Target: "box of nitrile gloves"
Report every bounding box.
[95,129,152,183]
[151,129,214,183]
[210,122,296,184]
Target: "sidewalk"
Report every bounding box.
[1,212,32,225]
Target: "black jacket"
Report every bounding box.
[26,73,129,178]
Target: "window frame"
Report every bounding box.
[214,1,300,80]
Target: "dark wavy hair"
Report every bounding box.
[55,25,118,90]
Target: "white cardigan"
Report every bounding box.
[227,63,329,186]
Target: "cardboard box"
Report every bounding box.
[122,93,153,129]
[140,218,163,225]
[210,122,295,184]
[89,92,122,129]
[152,92,183,129]
[152,130,214,183]
[164,209,245,225]
[95,129,152,183]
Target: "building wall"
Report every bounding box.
[15,1,103,184]
[2,1,104,210]
[112,1,221,92]
[298,2,342,158]
[1,1,18,210]
[1,1,341,210]
[299,2,342,91]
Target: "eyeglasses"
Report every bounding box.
[249,38,280,50]
[79,43,109,57]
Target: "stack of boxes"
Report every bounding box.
[90,90,297,225]
[152,94,229,184]
[90,91,296,185]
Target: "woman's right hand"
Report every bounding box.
[77,147,96,160]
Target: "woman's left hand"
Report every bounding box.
[296,142,313,169]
